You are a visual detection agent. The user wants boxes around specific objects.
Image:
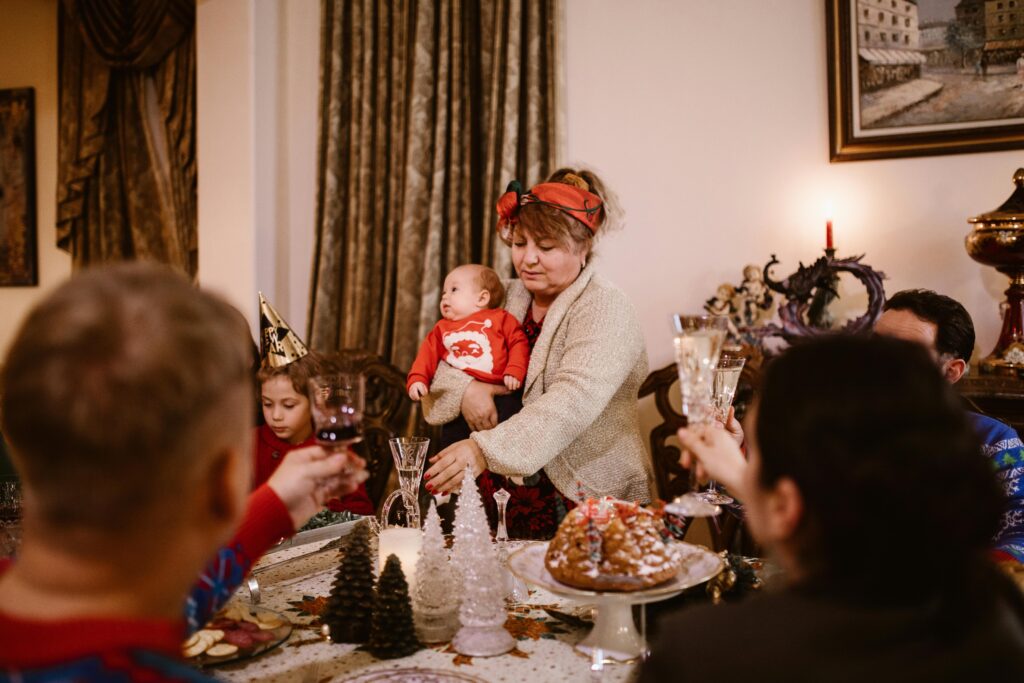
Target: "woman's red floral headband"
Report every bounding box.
[496,177,603,235]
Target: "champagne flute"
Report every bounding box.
[696,356,746,505]
[669,314,728,514]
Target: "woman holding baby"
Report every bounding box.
[422,168,653,539]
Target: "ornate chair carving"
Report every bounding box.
[639,346,761,554]
[322,350,432,510]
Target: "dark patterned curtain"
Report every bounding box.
[57,0,197,276]
[309,0,557,371]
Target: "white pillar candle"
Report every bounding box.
[377,527,422,595]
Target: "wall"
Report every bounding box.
[196,0,319,334]
[0,0,69,358]
[562,0,1015,373]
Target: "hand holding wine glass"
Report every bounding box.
[308,373,365,451]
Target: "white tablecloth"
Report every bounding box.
[211,539,637,683]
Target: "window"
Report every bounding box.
[864,8,869,18]
[881,32,887,41]
[905,18,910,27]
[879,11,884,21]
[904,35,909,44]
[892,15,898,25]
[891,0,896,7]
[892,32,898,40]
[865,30,871,41]
[998,2,1004,9]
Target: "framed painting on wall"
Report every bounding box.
[0,87,37,286]
[828,0,1024,161]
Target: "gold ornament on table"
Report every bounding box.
[966,169,1024,377]
[258,292,308,368]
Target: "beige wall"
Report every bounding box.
[563,0,1013,373]
[197,0,319,335]
[0,0,69,358]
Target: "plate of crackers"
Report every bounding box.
[182,603,291,665]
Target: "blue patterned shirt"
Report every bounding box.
[970,412,1024,562]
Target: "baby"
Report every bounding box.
[407,264,529,402]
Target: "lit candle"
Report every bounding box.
[378,527,422,594]
[825,202,834,251]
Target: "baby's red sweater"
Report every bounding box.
[406,308,530,390]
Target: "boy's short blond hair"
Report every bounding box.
[0,263,253,533]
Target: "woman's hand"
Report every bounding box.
[461,380,509,432]
[677,424,747,495]
[424,439,487,494]
[267,446,368,530]
[719,406,744,448]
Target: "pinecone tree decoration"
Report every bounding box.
[323,523,375,643]
[451,465,515,657]
[413,500,459,642]
[367,554,421,659]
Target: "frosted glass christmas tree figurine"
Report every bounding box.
[451,465,515,657]
[412,500,459,642]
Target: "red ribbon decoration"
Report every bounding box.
[496,182,604,234]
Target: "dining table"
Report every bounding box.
[209,536,641,683]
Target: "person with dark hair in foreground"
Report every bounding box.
[0,263,366,679]
[641,336,1024,682]
[876,289,1024,562]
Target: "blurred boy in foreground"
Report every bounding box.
[0,263,364,679]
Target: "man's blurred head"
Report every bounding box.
[1,262,254,558]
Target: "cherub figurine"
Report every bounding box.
[704,284,740,339]
[736,264,773,328]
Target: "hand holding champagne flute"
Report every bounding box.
[667,314,728,517]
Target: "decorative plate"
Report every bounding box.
[341,668,487,682]
[508,541,723,601]
[184,606,292,667]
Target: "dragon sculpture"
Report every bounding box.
[759,253,887,343]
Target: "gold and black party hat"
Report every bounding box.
[259,292,309,368]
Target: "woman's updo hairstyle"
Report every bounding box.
[504,168,620,258]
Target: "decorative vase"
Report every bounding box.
[966,168,1024,376]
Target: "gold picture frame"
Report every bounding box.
[828,0,1024,162]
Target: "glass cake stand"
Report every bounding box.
[508,541,722,663]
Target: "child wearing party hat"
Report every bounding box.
[407,264,530,448]
[255,294,374,515]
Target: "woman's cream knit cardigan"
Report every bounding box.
[422,264,655,503]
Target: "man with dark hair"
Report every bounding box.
[876,288,1024,562]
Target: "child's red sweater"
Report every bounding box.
[252,424,375,516]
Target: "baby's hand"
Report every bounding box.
[504,375,521,391]
[409,382,428,401]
